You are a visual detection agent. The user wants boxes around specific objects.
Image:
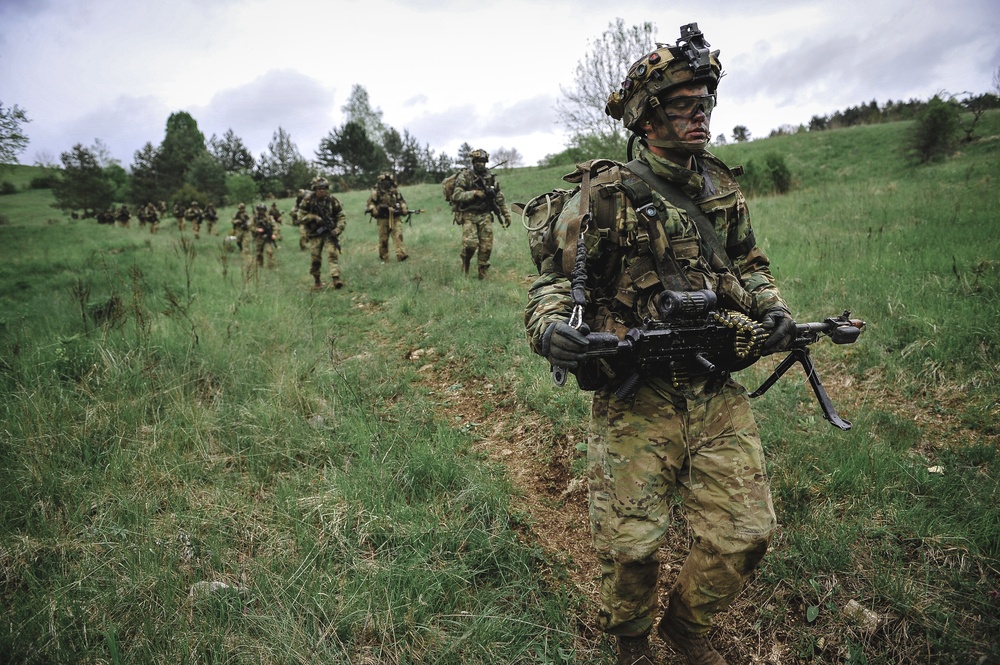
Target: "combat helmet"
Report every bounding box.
[256,203,267,211]
[468,149,489,162]
[311,176,330,190]
[605,23,721,148]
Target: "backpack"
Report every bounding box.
[441,172,460,210]
[514,159,621,274]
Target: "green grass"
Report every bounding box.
[2,113,999,664]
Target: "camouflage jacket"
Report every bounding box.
[184,205,202,221]
[366,186,407,218]
[298,193,346,237]
[525,147,787,358]
[451,168,510,217]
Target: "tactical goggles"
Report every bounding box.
[657,93,716,118]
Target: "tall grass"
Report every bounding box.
[1,112,998,664]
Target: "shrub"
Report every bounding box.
[0,181,17,195]
[906,95,960,163]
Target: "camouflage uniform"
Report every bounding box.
[184,201,203,238]
[173,202,185,231]
[116,204,131,228]
[366,173,409,262]
[203,203,219,236]
[525,146,787,642]
[451,149,512,278]
[298,178,346,289]
[232,203,251,250]
[291,189,309,250]
[249,204,277,272]
[142,201,159,234]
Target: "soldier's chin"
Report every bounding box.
[680,137,710,153]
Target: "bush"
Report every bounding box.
[30,174,58,189]
[0,181,17,195]
[741,152,792,197]
[906,95,960,163]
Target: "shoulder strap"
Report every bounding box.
[624,158,734,274]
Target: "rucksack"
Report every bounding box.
[441,172,460,210]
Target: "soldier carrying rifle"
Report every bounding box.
[451,149,512,279]
[365,171,410,263]
[298,176,346,290]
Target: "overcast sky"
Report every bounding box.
[2,0,998,169]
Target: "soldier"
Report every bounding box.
[524,24,798,665]
[450,149,512,279]
[365,171,409,263]
[231,202,251,251]
[184,200,204,238]
[290,189,309,250]
[248,203,278,273]
[142,201,160,234]
[116,204,131,228]
[173,201,185,231]
[298,176,346,289]
[203,202,219,236]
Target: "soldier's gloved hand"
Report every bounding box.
[760,307,797,353]
[502,215,511,228]
[541,321,590,370]
[473,190,486,200]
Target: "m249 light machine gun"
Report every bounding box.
[552,289,865,430]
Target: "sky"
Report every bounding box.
[2,0,998,170]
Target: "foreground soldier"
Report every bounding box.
[524,24,798,665]
[298,177,346,289]
[366,171,409,263]
[451,149,512,279]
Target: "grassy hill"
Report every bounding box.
[1,113,998,664]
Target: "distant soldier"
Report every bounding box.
[231,202,251,250]
[184,200,204,238]
[451,149,512,279]
[97,208,115,225]
[173,201,185,231]
[267,202,284,241]
[249,203,278,272]
[203,203,219,236]
[158,200,167,215]
[298,177,346,289]
[142,201,160,234]
[366,171,409,263]
[116,204,132,228]
[290,189,309,250]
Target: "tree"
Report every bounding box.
[226,174,258,207]
[491,147,524,169]
[732,125,750,142]
[0,101,31,165]
[209,129,255,175]
[315,121,386,188]
[906,94,959,163]
[186,153,227,204]
[382,127,404,173]
[257,127,313,196]
[455,143,474,166]
[51,144,115,216]
[342,85,387,147]
[156,111,209,200]
[555,19,656,142]
[128,142,161,205]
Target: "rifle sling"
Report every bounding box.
[624,158,735,275]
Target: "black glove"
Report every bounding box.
[541,321,590,370]
[760,307,797,353]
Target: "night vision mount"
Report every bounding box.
[669,22,712,77]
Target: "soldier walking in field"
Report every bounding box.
[366,172,409,263]
[291,189,309,251]
[247,203,278,275]
[173,201,185,231]
[524,24,798,665]
[142,201,160,234]
[185,201,204,238]
[203,202,219,236]
[231,202,251,251]
[116,204,131,228]
[451,149,512,279]
[298,177,346,290]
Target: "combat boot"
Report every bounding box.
[332,277,344,290]
[478,265,488,280]
[658,619,726,665]
[312,275,322,290]
[462,254,471,275]
[617,634,654,665]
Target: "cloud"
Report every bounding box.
[193,70,337,159]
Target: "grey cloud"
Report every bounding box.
[480,95,559,137]
[193,69,337,157]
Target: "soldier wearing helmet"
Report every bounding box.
[247,203,277,273]
[203,202,219,236]
[184,200,204,239]
[524,24,797,665]
[298,176,347,289]
[231,202,251,251]
[365,171,409,263]
[451,148,512,279]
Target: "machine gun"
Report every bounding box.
[255,217,277,245]
[403,209,425,226]
[308,216,341,251]
[553,289,865,430]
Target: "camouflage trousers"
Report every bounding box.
[308,235,342,279]
[587,376,776,638]
[377,215,408,262]
[459,211,494,267]
[249,237,275,270]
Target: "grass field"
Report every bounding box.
[1,113,998,664]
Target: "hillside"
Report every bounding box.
[1,114,998,664]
